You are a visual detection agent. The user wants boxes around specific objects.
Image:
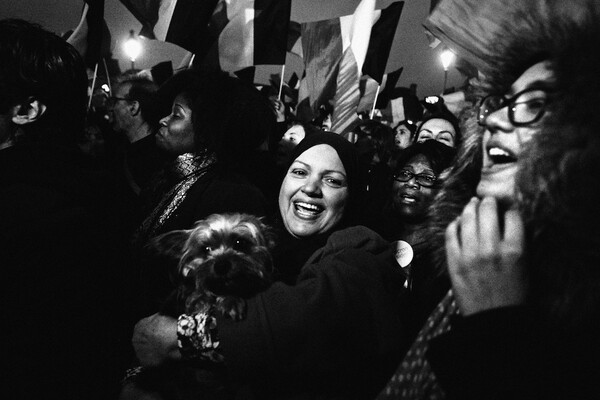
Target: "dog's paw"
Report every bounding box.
[215,297,247,321]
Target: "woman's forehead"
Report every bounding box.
[295,144,345,173]
[508,61,553,95]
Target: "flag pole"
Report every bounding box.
[278,64,286,101]
[87,62,99,112]
[102,58,112,95]
[370,84,381,119]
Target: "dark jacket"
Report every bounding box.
[1,143,130,399]
[396,2,600,399]
[218,226,409,399]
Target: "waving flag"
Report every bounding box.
[297,0,378,129]
[362,1,404,84]
[204,0,291,72]
[67,0,110,68]
[119,0,220,57]
[329,0,377,134]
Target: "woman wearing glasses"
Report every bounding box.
[383,141,456,244]
[377,0,600,398]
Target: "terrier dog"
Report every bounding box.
[157,212,276,320]
[122,213,276,400]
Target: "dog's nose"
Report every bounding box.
[213,259,230,276]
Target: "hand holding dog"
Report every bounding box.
[132,313,180,367]
[445,197,527,316]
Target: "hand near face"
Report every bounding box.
[445,197,527,316]
[132,313,181,367]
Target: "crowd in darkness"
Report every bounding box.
[2,0,600,398]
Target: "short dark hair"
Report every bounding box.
[417,109,462,146]
[159,69,275,166]
[116,75,160,126]
[390,140,457,178]
[0,19,88,145]
[354,120,396,164]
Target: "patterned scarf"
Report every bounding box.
[377,289,459,399]
[132,151,217,247]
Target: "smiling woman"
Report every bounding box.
[130,132,415,399]
[280,144,349,238]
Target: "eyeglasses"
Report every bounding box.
[393,170,437,187]
[106,96,130,107]
[477,87,552,127]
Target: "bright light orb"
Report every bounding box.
[440,49,455,71]
[123,30,142,62]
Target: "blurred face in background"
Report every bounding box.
[279,144,349,238]
[416,118,456,147]
[394,122,414,149]
[156,93,195,155]
[107,83,132,134]
[276,124,306,167]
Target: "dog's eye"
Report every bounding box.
[233,238,250,251]
[204,246,212,253]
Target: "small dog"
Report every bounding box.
[122,213,276,400]
[158,212,276,320]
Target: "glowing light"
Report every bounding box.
[440,48,455,71]
[123,30,142,68]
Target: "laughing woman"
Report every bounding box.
[131,133,411,399]
[377,0,600,399]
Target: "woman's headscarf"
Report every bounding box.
[274,132,364,284]
[286,131,364,224]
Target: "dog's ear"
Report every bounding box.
[146,229,192,261]
[263,223,278,251]
[255,217,277,250]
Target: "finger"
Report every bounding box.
[503,208,525,255]
[445,218,461,275]
[478,197,501,256]
[459,197,480,256]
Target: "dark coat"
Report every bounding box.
[0,143,130,399]
[218,226,409,399]
[399,2,600,399]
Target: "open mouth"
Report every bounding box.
[294,201,324,217]
[400,194,418,204]
[488,147,517,164]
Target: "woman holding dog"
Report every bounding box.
[133,132,410,399]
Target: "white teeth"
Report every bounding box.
[296,202,321,211]
[401,195,416,203]
[489,147,510,157]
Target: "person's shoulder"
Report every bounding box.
[327,225,389,252]
[188,170,268,216]
[305,225,392,267]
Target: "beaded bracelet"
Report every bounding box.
[177,308,224,363]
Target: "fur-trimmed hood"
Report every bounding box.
[424,0,600,330]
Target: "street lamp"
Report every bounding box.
[440,48,455,94]
[123,29,142,70]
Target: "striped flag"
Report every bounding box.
[362,1,404,84]
[206,0,292,72]
[297,0,377,131]
[119,0,220,57]
[329,0,377,134]
[67,0,110,68]
[121,0,291,74]
[356,67,403,115]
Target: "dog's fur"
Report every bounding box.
[155,213,276,320]
[123,213,276,400]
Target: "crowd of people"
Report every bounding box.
[2,0,599,398]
